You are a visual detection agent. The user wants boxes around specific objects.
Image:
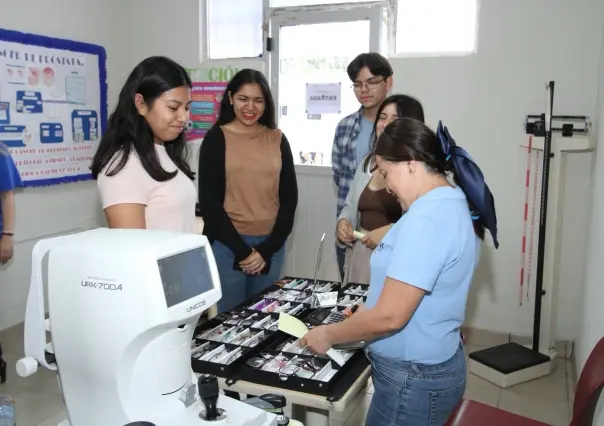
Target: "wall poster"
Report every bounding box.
[184,61,265,142]
[0,27,107,187]
[186,81,227,142]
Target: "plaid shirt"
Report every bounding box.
[331,107,364,217]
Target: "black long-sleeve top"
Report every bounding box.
[197,125,298,266]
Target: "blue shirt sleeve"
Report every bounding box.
[385,215,451,293]
[0,147,24,193]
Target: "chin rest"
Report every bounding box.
[445,399,550,426]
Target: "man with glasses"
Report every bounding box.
[331,53,393,280]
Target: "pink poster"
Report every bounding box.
[186,81,227,142]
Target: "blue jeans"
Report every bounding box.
[365,345,466,426]
[212,235,285,314]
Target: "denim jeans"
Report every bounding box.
[212,235,285,314]
[365,345,466,426]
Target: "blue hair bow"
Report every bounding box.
[437,121,499,249]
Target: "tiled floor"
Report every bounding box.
[0,324,575,426]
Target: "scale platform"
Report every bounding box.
[468,342,556,388]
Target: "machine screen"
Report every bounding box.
[158,246,214,308]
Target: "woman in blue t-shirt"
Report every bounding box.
[0,141,23,383]
[302,118,498,425]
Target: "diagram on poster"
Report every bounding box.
[0,27,107,187]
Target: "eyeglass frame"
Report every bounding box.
[351,77,386,92]
[278,357,324,378]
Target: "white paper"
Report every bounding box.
[317,291,339,307]
[305,83,341,114]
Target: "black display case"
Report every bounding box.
[190,277,370,400]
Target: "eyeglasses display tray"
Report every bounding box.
[190,276,370,400]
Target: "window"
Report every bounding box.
[395,0,479,57]
[205,0,264,60]
[270,0,370,6]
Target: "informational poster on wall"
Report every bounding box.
[186,81,227,141]
[184,61,265,142]
[0,27,107,187]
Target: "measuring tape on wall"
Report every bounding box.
[519,136,541,305]
[526,148,541,302]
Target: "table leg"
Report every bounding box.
[291,404,329,426]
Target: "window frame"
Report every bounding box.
[199,0,270,63]
[269,4,386,171]
[389,0,481,59]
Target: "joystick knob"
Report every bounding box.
[16,356,38,378]
[198,374,219,421]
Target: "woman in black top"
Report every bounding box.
[198,69,298,314]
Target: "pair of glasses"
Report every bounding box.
[278,358,324,379]
[262,355,292,372]
[220,326,244,343]
[275,339,296,352]
[345,286,365,296]
[288,304,304,316]
[225,311,250,324]
[192,341,219,355]
[207,347,228,362]
[192,343,223,360]
[228,331,251,346]
[200,325,231,341]
[252,298,275,311]
[266,289,286,299]
[352,78,385,91]
[266,320,279,331]
[265,301,283,313]
[246,353,274,369]
[251,315,271,328]
[209,347,242,364]
[244,333,264,348]
[223,348,243,365]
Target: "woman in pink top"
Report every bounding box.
[91,57,196,232]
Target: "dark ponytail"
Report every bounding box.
[374,118,498,248]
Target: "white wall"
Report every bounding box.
[287,0,604,339]
[0,0,125,330]
[387,0,603,339]
[1,0,603,346]
[574,22,604,425]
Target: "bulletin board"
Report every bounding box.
[0,28,107,187]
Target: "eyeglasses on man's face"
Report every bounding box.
[352,77,385,91]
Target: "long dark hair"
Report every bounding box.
[215,69,276,129]
[374,118,486,241]
[91,56,194,181]
[363,94,425,171]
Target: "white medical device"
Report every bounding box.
[16,228,277,426]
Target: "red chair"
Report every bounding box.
[446,336,604,426]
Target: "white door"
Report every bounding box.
[270,7,383,167]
